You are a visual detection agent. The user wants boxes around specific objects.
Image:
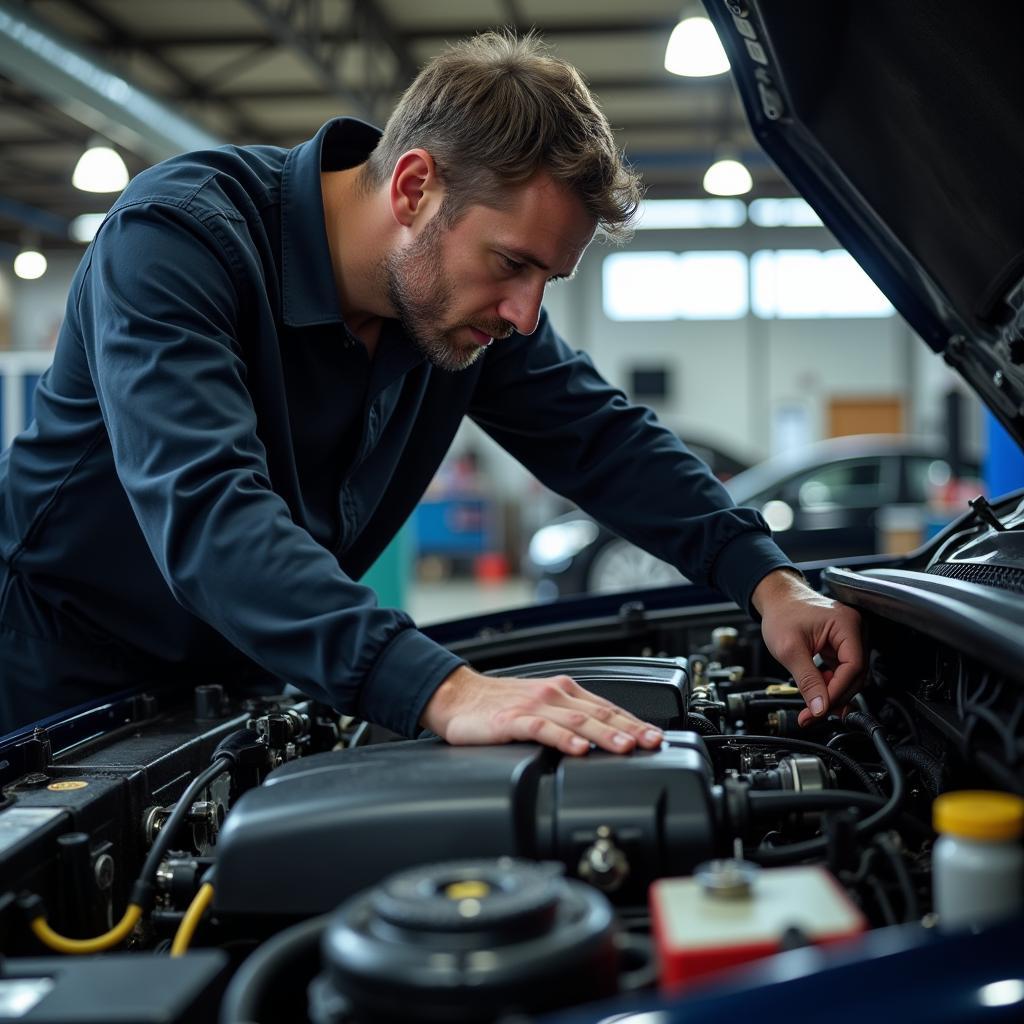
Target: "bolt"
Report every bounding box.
[93,853,115,891]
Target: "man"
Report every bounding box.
[0,33,862,747]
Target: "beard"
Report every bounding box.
[383,216,513,372]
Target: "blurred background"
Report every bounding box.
[0,0,1019,623]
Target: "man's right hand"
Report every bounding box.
[420,664,664,756]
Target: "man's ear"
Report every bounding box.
[389,149,442,227]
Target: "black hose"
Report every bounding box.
[684,713,721,736]
[894,745,944,796]
[844,712,906,832]
[131,758,232,910]
[744,699,806,713]
[748,790,885,815]
[882,696,920,745]
[219,915,330,1024]
[873,832,920,923]
[749,712,907,865]
[865,876,898,926]
[702,734,882,795]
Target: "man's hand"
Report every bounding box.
[421,665,665,756]
[752,569,865,726]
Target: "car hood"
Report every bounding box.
[705,0,1024,448]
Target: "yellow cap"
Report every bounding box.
[933,791,1024,841]
[444,880,491,901]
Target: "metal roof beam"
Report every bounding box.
[240,0,407,123]
[130,21,678,49]
[0,0,223,161]
[69,0,266,143]
[0,195,69,238]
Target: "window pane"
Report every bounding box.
[602,252,680,320]
[751,249,894,318]
[603,251,749,321]
[749,197,822,227]
[796,460,882,509]
[635,198,746,229]
[677,251,748,319]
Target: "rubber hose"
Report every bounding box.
[894,745,944,796]
[219,915,330,1024]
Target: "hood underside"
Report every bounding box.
[705,0,1024,447]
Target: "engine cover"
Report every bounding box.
[214,732,716,922]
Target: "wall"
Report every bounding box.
[10,254,81,351]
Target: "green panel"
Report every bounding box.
[360,522,412,610]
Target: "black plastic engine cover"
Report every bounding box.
[490,657,689,730]
[213,733,715,922]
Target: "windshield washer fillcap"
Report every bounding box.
[933,791,1024,841]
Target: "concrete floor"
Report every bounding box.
[406,577,535,625]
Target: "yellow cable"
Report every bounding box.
[170,882,215,957]
[30,903,143,955]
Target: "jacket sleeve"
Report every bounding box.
[468,310,795,613]
[77,200,463,736]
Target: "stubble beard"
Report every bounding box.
[384,218,512,373]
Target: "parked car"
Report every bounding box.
[527,436,981,597]
[1,3,1022,1023]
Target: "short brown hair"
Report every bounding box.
[362,31,643,239]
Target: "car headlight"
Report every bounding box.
[528,520,600,568]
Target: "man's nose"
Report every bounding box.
[497,279,544,336]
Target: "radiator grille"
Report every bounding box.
[928,561,1024,594]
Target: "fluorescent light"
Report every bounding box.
[13,249,47,280]
[703,159,752,196]
[72,144,129,193]
[635,199,746,229]
[978,980,1024,1008]
[664,17,730,77]
[69,213,108,244]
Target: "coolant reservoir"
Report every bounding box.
[933,790,1024,932]
[650,860,865,991]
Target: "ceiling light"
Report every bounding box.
[72,143,129,193]
[703,158,753,196]
[14,249,47,280]
[664,16,730,77]
[69,213,108,244]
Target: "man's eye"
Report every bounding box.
[500,254,524,273]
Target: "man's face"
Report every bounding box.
[384,172,596,372]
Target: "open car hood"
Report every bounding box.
[705,0,1024,447]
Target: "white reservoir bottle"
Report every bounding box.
[932,790,1024,932]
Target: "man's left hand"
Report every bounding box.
[751,569,864,726]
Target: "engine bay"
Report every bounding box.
[1,497,1023,1022]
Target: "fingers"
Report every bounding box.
[795,650,865,727]
[524,699,662,755]
[780,646,832,724]
[553,675,662,748]
[446,675,663,757]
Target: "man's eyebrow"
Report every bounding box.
[504,248,573,281]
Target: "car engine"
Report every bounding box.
[0,494,1022,1023]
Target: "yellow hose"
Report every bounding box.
[170,882,215,957]
[30,903,143,955]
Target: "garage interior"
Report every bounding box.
[0,0,1013,621]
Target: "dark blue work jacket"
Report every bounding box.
[0,119,790,736]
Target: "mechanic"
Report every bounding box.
[0,33,862,746]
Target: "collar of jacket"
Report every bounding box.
[279,117,383,329]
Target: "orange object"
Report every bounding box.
[650,864,866,992]
[473,553,509,585]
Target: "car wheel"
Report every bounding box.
[585,539,685,593]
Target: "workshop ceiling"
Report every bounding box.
[0,0,789,253]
